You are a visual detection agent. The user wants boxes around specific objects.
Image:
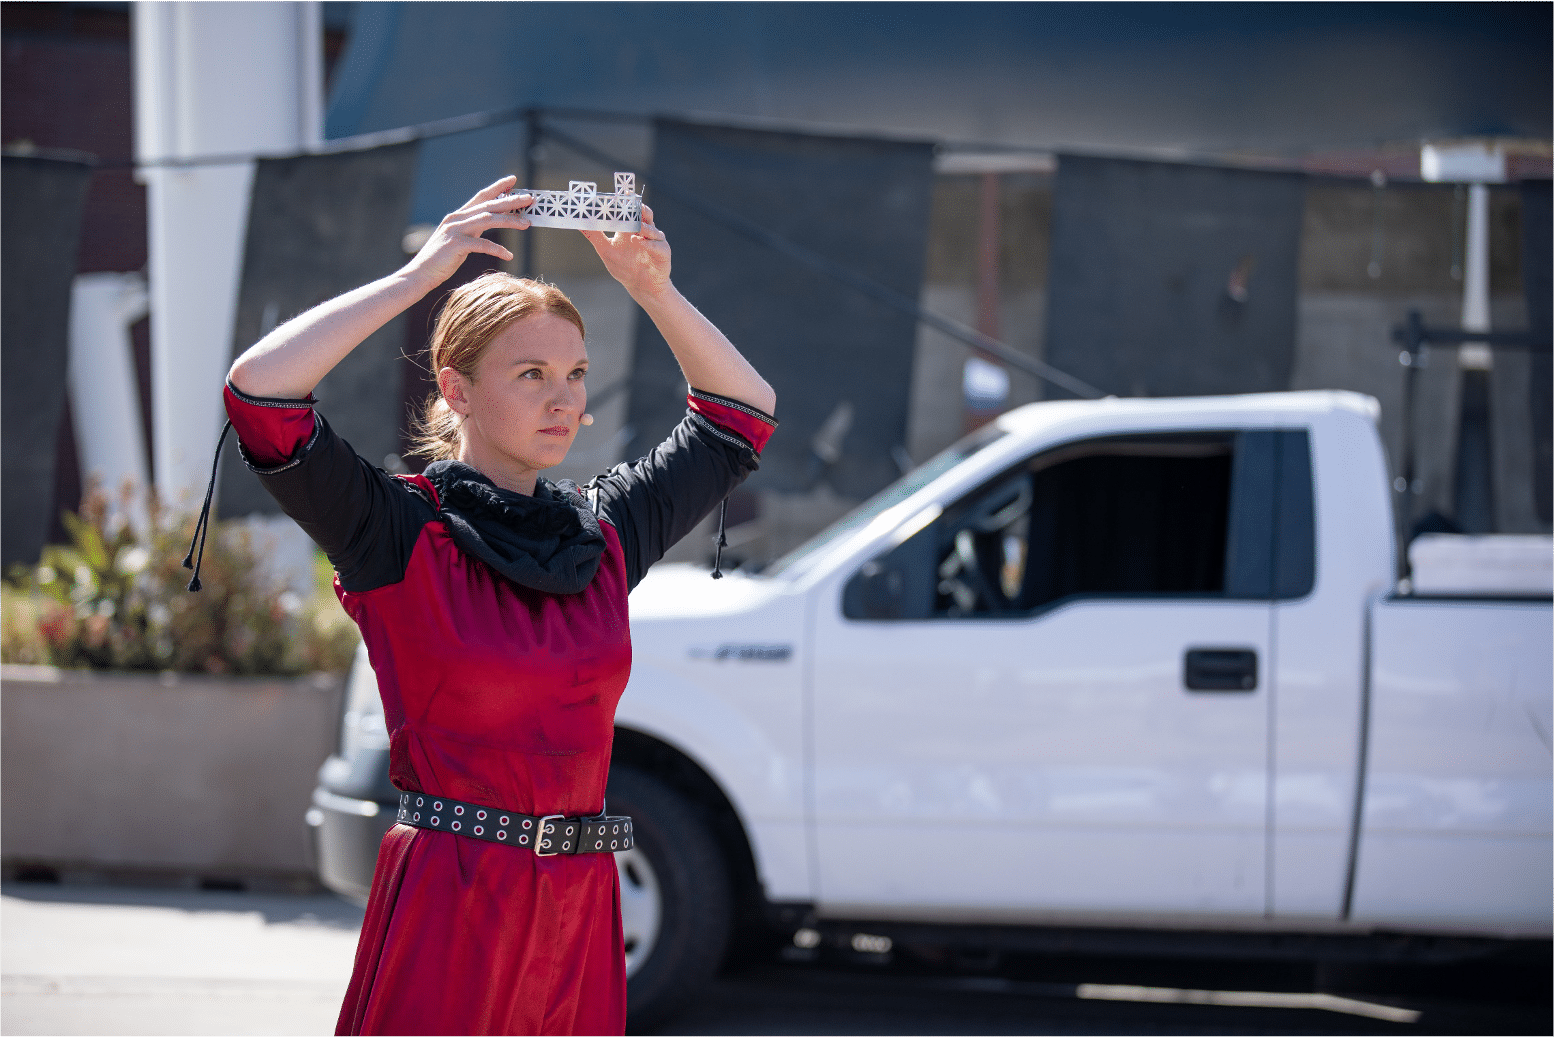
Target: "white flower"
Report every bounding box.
[116,546,151,575]
[36,565,56,584]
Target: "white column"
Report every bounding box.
[68,273,151,530]
[133,1,322,508]
[1420,142,1504,370]
[1459,183,1492,369]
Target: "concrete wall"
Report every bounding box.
[1,666,344,886]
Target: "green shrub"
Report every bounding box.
[2,485,358,676]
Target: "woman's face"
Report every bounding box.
[441,311,588,489]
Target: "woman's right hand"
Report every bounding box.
[401,176,533,290]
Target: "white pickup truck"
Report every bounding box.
[311,390,1551,1027]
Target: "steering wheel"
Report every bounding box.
[935,479,1033,615]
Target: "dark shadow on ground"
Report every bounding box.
[645,940,1553,1036]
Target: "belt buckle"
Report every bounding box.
[533,814,565,856]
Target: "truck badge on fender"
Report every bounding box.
[687,644,794,662]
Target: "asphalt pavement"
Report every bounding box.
[2,882,361,1035]
[3,881,1548,1036]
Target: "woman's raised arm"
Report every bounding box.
[583,205,777,416]
[228,178,533,399]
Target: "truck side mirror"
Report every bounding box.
[846,560,907,619]
[842,523,939,620]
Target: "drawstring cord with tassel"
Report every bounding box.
[181,419,233,592]
[710,498,729,579]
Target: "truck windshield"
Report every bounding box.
[762,423,1009,578]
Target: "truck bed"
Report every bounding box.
[1349,596,1552,936]
[1408,534,1553,598]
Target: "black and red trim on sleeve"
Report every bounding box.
[686,387,776,454]
[223,380,318,469]
[184,383,322,590]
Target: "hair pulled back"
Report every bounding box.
[408,272,586,462]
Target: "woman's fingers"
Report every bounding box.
[446,182,526,226]
[448,194,529,227]
[466,175,517,207]
[449,210,531,234]
[440,224,516,260]
[412,207,524,269]
[473,192,531,215]
[468,236,514,263]
[580,229,627,266]
[635,205,666,242]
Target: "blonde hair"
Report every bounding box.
[408,273,586,462]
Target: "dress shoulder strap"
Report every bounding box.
[396,472,440,509]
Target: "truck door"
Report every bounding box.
[809,430,1302,920]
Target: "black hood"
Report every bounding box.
[422,461,605,595]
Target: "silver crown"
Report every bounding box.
[505,172,642,232]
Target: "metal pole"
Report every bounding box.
[521,108,540,279]
[1396,311,1424,552]
[966,171,1008,429]
[1461,183,1491,340]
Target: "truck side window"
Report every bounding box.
[936,433,1235,616]
[843,428,1315,620]
[1223,429,1316,600]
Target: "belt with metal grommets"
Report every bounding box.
[396,792,633,856]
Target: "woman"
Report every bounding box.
[217,177,776,1034]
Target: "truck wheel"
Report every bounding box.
[608,764,731,1031]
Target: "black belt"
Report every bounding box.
[395,792,633,855]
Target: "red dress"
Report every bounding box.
[224,383,774,1035]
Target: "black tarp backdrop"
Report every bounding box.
[397,248,504,474]
[2,154,93,567]
[1520,179,1552,526]
[1044,155,1306,399]
[217,142,419,518]
[625,120,936,500]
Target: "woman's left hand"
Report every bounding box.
[582,204,672,300]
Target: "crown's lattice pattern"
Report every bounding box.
[505,172,642,232]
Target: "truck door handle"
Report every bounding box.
[1184,649,1258,691]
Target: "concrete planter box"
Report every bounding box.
[1,664,344,887]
